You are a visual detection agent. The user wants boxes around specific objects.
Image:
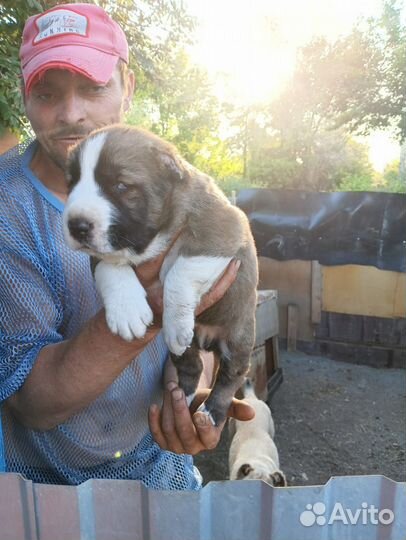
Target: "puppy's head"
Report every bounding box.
[236,463,287,487]
[63,125,189,257]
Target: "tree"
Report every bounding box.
[128,50,236,176]
[0,0,48,135]
[382,160,406,192]
[330,0,406,141]
[240,0,404,192]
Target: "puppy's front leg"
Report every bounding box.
[95,261,153,341]
[162,255,231,356]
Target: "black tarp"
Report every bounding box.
[237,189,406,272]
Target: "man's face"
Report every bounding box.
[24,67,130,170]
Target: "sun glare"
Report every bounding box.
[187,0,383,105]
[186,0,399,169]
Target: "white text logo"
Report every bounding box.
[299,502,395,527]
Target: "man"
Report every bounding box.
[0,3,253,489]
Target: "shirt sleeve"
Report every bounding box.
[0,215,64,401]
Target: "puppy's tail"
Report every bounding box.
[242,377,257,399]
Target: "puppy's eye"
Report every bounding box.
[114,181,128,193]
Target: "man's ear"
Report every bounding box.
[123,69,135,113]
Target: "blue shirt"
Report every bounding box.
[0,141,201,489]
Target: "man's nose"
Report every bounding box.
[57,93,87,124]
[68,217,94,243]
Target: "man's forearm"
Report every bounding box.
[6,309,160,431]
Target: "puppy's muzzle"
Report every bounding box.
[67,216,94,245]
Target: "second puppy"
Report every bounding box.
[229,379,287,486]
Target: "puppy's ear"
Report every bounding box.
[237,463,253,479]
[152,145,190,184]
[269,471,287,487]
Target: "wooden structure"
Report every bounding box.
[258,258,406,367]
[249,289,282,400]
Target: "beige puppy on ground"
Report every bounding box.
[229,379,287,486]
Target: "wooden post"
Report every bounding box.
[287,304,298,351]
[311,261,322,324]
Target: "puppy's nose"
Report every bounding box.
[68,217,94,243]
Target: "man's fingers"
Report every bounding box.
[160,384,185,454]
[170,387,202,454]
[193,412,223,450]
[192,397,254,450]
[227,398,256,421]
[148,404,168,450]
[149,383,253,455]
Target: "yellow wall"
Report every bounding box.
[322,265,406,318]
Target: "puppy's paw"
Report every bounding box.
[105,293,153,341]
[163,313,194,356]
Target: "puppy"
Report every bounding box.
[229,379,286,486]
[63,125,258,426]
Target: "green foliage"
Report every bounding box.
[337,159,406,193]
[382,160,406,192]
[327,0,406,140]
[128,50,237,179]
[215,176,264,197]
[1,0,403,195]
[96,0,195,82]
[337,173,377,192]
[0,0,48,135]
[228,0,405,192]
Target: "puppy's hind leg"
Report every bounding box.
[197,341,251,426]
[170,339,203,407]
[197,311,255,426]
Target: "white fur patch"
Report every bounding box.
[63,132,115,253]
[126,232,172,266]
[94,261,153,341]
[162,255,231,355]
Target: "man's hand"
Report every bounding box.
[148,384,254,455]
[148,357,255,455]
[142,258,241,320]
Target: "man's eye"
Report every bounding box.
[37,93,54,102]
[86,85,105,94]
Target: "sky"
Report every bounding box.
[185,0,401,171]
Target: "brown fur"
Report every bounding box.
[67,125,259,425]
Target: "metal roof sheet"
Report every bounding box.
[0,473,405,540]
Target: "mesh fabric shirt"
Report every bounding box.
[0,141,201,489]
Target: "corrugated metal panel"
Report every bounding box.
[0,473,405,540]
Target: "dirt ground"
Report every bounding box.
[194,349,406,486]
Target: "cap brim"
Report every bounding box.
[23,45,119,94]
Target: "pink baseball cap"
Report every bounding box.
[20,3,129,95]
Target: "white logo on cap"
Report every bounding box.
[34,9,88,43]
